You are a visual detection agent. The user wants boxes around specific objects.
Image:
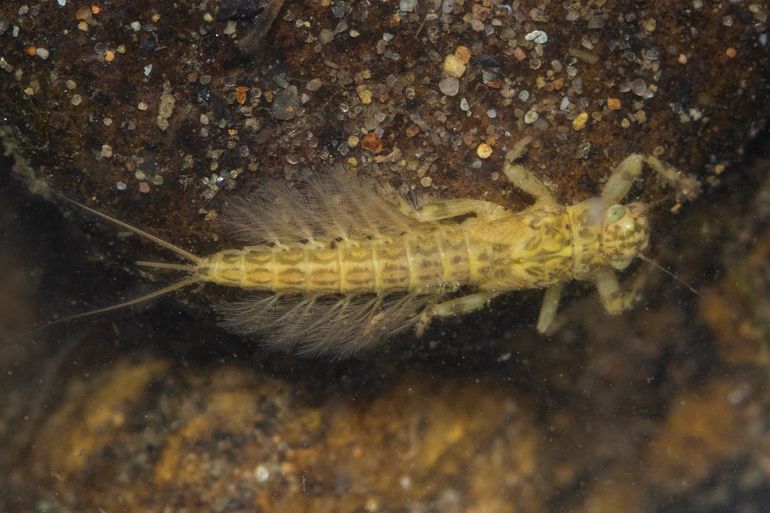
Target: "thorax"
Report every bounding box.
[564,198,608,278]
[462,204,575,290]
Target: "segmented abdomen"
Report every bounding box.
[203,224,479,295]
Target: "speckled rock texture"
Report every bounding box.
[1,0,768,249]
[2,0,770,512]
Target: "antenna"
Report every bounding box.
[639,253,702,297]
[643,193,675,212]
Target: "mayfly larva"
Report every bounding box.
[52,139,697,355]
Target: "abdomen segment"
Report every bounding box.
[202,225,475,295]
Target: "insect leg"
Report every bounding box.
[415,292,497,337]
[536,284,563,334]
[593,268,650,315]
[405,199,510,223]
[502,156,557,206]
[601,154,688,205]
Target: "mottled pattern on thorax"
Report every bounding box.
[566,201,606,278]
[467,207,574,290]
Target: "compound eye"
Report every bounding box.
[607,205,626,223]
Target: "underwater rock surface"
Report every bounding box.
[2,1,770,512]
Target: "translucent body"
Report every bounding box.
[56,142,696,356]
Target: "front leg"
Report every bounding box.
[601,153,699,205]
[593,268,650,315]
[415,292,497,337]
